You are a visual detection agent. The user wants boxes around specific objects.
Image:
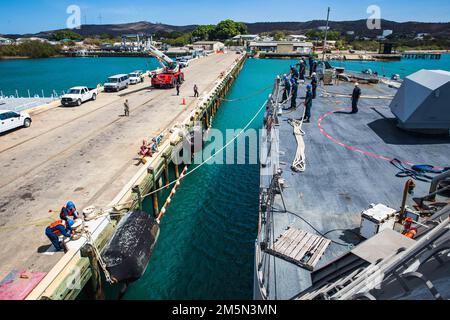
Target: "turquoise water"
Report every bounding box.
[331,53,450,78]
[0,57,159,97]
[120,59,292,300]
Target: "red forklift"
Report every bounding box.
[147,44,185,89]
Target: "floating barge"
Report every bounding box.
[255,68,450,300]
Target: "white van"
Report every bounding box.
[0,110,32,134]
[104,74,130,92]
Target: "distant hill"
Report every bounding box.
[245,20,450,38]
[4,21,198,39]
[4,19,450,39]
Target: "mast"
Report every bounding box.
[322,7,331,61]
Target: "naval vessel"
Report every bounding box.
[255,65,450,300]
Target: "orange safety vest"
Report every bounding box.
[49,220,66,236]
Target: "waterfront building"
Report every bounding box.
[193,41,225,51]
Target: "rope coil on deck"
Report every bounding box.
[288,118,306,172]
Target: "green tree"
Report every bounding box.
[50,29,84,41]
[192,25,215,41]
[270,31,286,41]
[164,33,193,46]
[305,30,341,41]
[0,41,61,58]
[212,19,247,40]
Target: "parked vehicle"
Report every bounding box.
[61,86,98,106]
[104,74,130,92]
[0,110,32,133]
[129,71,145,84]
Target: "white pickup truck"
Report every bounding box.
[61,86,98,106]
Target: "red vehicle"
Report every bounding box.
[151,67,184,89]
[147,45,185,89]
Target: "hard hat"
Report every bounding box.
[307,84,312,90]
[66,201,75,208]
[66,219,75,228]
[355,82,359,86]
[312,72,316,76]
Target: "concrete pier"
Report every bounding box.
[0,52,246,299]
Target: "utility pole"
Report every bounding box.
[98,14,103,25]
[322,6,331,61]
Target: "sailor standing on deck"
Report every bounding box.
[351,83,361,114]
[311,72,318,99]
[299,59,306,81]
[303,84,313,123]
[282,74,291,101]
[290,77,298,109]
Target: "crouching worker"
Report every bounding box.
[45,219,74,252]
[139,140,153,158]
[60,201,80,221]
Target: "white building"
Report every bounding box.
[285,35,308,42]
[232,34,260,41]
[0,37,13,45]
[249,41,314,54]
[193,41,225,51]
[16,37,49,43]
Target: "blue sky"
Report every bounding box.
[1,0,449,34]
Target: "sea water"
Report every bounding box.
[0,57,159,97]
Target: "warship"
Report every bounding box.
[254,66,450,300]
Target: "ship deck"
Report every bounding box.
[260,79,450,300]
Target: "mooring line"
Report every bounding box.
[105,99,269,211]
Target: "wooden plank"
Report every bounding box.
[279,229,306,255]
[273,228,297,251]
[265,227,332,272]
[298,237,321,264]
[270,228,294,251]
[303,238,325,265]
[294,234,319,261]
[288,233,312,259]
[274,228,302,252]
[309,239,331,268]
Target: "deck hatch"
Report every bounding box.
[266,226,331,271]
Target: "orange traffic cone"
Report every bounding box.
[182,98,186,105]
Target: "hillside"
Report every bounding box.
[4,19,450,39]
[245,20,450,38]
